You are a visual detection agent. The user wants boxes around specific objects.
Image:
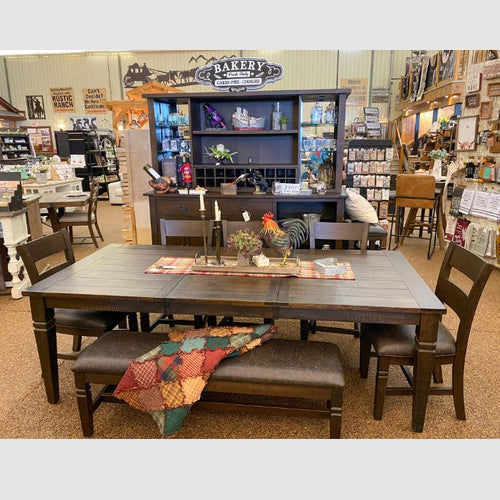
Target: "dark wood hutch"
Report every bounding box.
[143,88,351,244]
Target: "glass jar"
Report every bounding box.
[324,102,336,124]
[311,102,323,124]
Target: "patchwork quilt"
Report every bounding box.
[113,323,277,437]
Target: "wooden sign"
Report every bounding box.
[82,88,107,113]
[195,57,284,92]
[465,70,482,93]
[50,87,75,113]
[341,78,367,106]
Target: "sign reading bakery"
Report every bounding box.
[50,87,75,113]
[195,57,284,92]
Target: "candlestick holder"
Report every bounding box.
[212,219,224,265]
[199,208,208,264]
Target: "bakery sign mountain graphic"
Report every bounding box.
[195,57,284,92]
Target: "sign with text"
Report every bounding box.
[50,87,75,113]
[195,57,284,92]
[341,78,367,106]
[82,87,107,113]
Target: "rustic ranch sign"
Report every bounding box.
[195,57,284,91]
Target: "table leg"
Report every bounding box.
[46,207,61,232]
[412,313,440,432]
[30,297,59,403]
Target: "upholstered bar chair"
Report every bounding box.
[359,243,493,421]
[389,173,440,259]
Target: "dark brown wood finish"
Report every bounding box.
[146,191,346,245]
[22,244,445,432]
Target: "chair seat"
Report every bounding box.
[368,223,387,237]
[367,322,456,358]
[55,308,126,334]
[59,212,95,223]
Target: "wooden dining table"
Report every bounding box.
[21,244,446,433]
[38,191,90,232]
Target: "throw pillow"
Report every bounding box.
[345,189,379,223]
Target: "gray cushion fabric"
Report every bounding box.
[368,223,387,236]
[72,333,344,390]
[55,308,126,333]
[212,339,344,389]
[367,323,456,357]
[72,331,169,374]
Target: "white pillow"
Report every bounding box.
[345,189,379,223]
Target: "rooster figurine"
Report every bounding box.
[261,212,309,266]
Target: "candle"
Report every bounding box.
[214,200,221,220]
[199,192,205,211]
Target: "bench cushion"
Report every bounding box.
[211,339,344,389]
[72,331,170,374]
[55,309,127,334]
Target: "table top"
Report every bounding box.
[22,244,446,322]
[37,191,90,208]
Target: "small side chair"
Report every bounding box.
[16,229,132,360]
[359,242,494,421]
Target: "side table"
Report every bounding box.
[0,208,30,299]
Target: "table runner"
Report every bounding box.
[114,323,276,438]
[145,256,355,280]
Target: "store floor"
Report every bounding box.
[0,200,498,439]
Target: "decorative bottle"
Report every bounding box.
[272,102,281,131]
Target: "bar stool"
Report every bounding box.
[389,174,440,259]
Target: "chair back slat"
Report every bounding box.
[160,219,214,246]
[435,243,493,353]
[309,222,369,254]
[16,230,75,285]
[88,177,100,222]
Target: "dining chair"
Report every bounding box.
[301,221,370,340]
[16,229,133,360]
[149,218,216,331]
[218,219,273,327]
[58,177,104,248]
[388,173,440,259]
[359,242,493,421]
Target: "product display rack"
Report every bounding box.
[345,139,394,220]
[0,131,32,164]
[144,89,350,194]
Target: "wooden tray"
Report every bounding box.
[192,255,300,276]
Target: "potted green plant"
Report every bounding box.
[279,115,289,130]
[204,143,237,165]
[226,229,263,266]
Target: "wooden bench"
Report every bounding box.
[72,331,345,438]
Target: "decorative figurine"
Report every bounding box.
[203,103,226,129]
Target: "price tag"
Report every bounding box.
[242,210,250,222]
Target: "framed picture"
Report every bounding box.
[465,71,482,93]
[456,115,479,152]
[25,95,46,120]
[464,93,480,108]
[487,82,500,97]
[479,101,493,120]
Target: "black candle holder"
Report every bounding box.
[199,208,208,264]
[212,219,224,265]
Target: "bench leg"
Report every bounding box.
[329,389,344,439]
[74,373,94,437]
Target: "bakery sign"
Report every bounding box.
[195,57,284,92]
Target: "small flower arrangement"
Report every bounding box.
[227,229,263,259]
[278,115,289,125]
[31,164,50,173]
[204,143,237,164]
[428,148,449,160]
